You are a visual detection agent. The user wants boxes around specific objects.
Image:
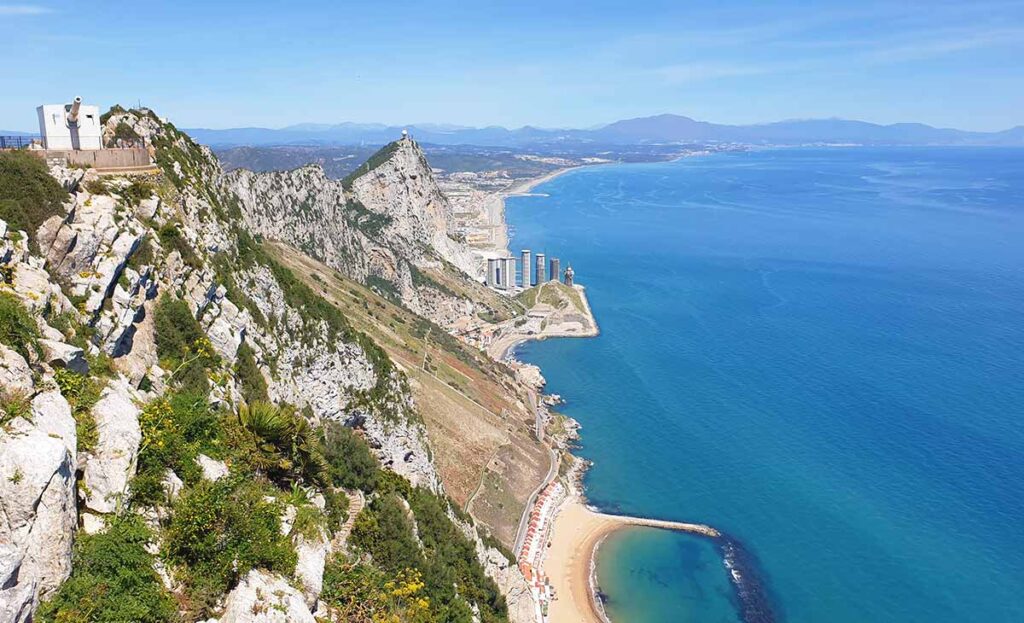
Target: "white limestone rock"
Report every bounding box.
[163,469,184,501]
[11,264,53,314]
[219,570,316,623]
[45,161,86,193]
[0,422,76,606]
[82,381,141,514]
[0,537,34,623]
[293,533,330,608]
[0,346,34,394]
[38,339,88,375]
[80,512,106,535]
[197,454,229,481]
[29,391,76,457]
[136,196,161,221]
[203,297,245,362]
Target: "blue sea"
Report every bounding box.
[506,148,1024,623]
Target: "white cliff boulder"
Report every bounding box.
[219,569,316,623]
[82,381,141,514]
[162,470,184,501]
[0,545,35,623]
[0,346,34,394]
[29,391,76,457]
[293,532,330,607]
[38,339,89,375]
[197,454,229,481]
[0,420,76,606]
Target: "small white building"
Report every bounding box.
[37,97,102,150]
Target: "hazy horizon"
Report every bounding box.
[2,1,1023,133]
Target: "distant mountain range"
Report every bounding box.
[184,114,1024,148]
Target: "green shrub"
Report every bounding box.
[348,479,508,623]
[365,275,400,301]
[53,368,101,452]
[0,292,40,361]
[119,178,154,206]
[113,121,141,142]
[322,486,350,532]
[134,392,223,505]
[232,401,328,486]
[0,388,31,428]
[320,559,432,623]
[84,178,111,195]
[291,503,329,541]
[126,236,154,271]
[164,478,296,617]
[36,514,177,623]
[153,296,218,395]
[408,487,508,622]
[100,104,126,126]
[157,221,200,268]
[350,493,422,573]
[0,151,67,246]
[320,420,379,492]
[234,342,268,404]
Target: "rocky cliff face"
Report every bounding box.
[0,109,536,622]
[346,137,479,279]
[227,138,495,329]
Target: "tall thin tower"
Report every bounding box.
[521,250,532,288]
[535,253,546,283]
[505,256,518,291]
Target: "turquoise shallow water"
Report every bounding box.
[507,148,1024,623]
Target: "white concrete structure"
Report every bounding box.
[486,258,499,287]
[522,249,532,288]
[37,97,102,150]
[504,256,518,291]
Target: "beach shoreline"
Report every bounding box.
[542,467,720,623]
[483,164,594,257]
[491,162,734,623]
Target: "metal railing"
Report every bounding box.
[0,135,40,149]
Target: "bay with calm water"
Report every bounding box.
[507,147,1024,623]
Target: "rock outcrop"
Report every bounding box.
[293,532,330,608]
[0,397,77,610]
[82,381,141,515]
[348,137,479,279]
[228,137,489,329]
[218,570,316,623]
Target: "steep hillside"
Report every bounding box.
[0,108,537,623]
[266,242,551,549]
[227,137,522,329]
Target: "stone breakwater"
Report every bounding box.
[591,513,720,538]
[587,512,777,623]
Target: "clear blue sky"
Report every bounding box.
[2,1,1023,131]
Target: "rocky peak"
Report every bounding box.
[346,137,479,277]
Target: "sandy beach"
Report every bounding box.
[543,482,720,623]
[483,165,589,256]
[545,494,620,623]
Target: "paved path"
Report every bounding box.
[332,489,365,551]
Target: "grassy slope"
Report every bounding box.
[267,242,549,548]
[516,280,586,314]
